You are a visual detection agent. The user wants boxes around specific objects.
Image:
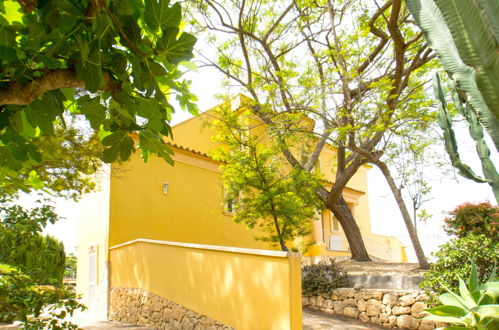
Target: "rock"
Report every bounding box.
[357,299,367,312]
[181,318,195,330]
[309,296,317,307]
[359,312,370,323]
[397,315,420,329]
[385,305,392,315]
[344,307,359,319]
[388,315,397,326]
[419,319,436,330]
[302,297,309,306]
[399,294,416,307]
[370,316,382,325]
[346,289,356,298]
[393,306,411,315]
[379,312,389,323]
[371,290,383,300]
[435,321,448,328]
[411,302,428,318]
[331,290,343,300]
[343,298,357,307]
[333,301,344,314]
[317,295,324,307]
[383,293,398,306]
[366,299,382,317]
[323,299,334,309]
[416,293,430,301]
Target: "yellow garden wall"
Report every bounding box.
[109,239,302,330]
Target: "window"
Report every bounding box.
[225,197,236,214]
[330,213,339,232]
[223,189,240,215]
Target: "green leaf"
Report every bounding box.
[102,131,134,162]
[148,60,167,76]
[469,262,479,292]
[439,292,470,309]
[0,45,17,62]
[157,28,196,64]
[423,313,465,324]
[135,99,163,120]
[144,0,181,31]
[78,96,107,129]
[472,304,499,319]
[179,60,198,72]
[425,305,468,318]
[476,282,499,293]
[83,52,103,93]
[458,277,477,307]
[138,129,174,164]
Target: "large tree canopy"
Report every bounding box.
[0,0,197,192]
[191,0,436,263]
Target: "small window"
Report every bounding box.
[330,213,339,232]
[223,189,239,215]
[225,197,235,214]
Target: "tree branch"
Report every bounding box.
[0,69,118,106]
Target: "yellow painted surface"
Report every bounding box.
[76,166,111,318]
[78,95,407,316]
[109,148,272,250]
[108,99,404,260]
[110,240,302,330]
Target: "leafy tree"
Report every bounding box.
[0,263,85,328]
[0,201,65,284]
[64,253,77,279]
[0,0,197,193]
[383,131,444,230]
[190,0,435,265]
[0,123,103,200]
[212,106,322,251]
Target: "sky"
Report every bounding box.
[22,60,496,263]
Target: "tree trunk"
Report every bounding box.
[376,162,429,269]
[328,195,371,261]
[412,199,417,231]
[272,214,289,252]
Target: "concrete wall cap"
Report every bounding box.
[110,238,298,258]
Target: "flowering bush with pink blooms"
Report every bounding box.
[443,202,498,239]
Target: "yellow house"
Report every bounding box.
[76,95,406,327]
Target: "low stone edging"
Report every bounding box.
[303,288,444,329]
[109,287,233,330]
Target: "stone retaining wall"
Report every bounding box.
[109,287,233,330]
[303,288,444,329]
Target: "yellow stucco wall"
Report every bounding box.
[108,148,273,250]
[110,239,302,330]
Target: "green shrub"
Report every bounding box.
[0,264,85,328]
[422,263,499,329]
[443,202,498,239]
[0,203,66,284]
[302,259,348,295]
[420,234,498,301]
